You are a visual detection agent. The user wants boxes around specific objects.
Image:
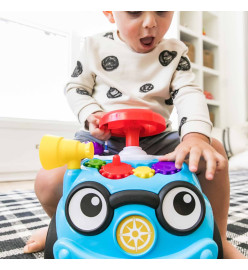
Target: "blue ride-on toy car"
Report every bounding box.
[40,109,223,259]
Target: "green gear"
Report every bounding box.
[84,159,106,170]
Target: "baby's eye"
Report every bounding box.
[126,11,142,16]
[156,11,168,16]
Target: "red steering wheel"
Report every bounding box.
[99,109,166,147]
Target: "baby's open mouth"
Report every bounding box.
[140,37,155,46]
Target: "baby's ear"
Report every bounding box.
[103,11,115,23]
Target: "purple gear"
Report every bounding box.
[85,141,104,155]
[152,161,181,175]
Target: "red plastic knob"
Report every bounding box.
[99,155,134,179]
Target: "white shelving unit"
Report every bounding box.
[177,11,222,128]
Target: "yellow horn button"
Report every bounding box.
[116,215,155,255]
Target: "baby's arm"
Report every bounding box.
[65,38,104,131]
[160,42,225,179]
[159,132,226,180]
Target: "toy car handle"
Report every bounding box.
[39,135,94,170]
[99,109,166,147]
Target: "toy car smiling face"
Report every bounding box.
[45,158,222,259]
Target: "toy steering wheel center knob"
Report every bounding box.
[99,109,166,147]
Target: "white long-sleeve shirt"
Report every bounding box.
[65,30,212,140]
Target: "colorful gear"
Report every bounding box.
[151,161,181,175]
[132,166,155,178]
[99,155,134,179]
[84,159,106,170]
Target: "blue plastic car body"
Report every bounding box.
[47,158,220,259]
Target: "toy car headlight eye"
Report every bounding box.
[156,182,205,235]
[66,182,113,235]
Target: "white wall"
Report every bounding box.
[0,118,79,181]
[220,12,247,127]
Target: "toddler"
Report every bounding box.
[24,11,246,259]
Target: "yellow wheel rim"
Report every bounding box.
[116,215,155,254]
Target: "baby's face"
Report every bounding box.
[112,11,174,53]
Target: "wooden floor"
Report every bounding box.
[0,180,35,192]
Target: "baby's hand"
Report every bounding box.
[158,133,226,180]
[86,112,111,141]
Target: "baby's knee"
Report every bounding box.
[34,167,65,205]
[211,138,228,163]
[196,138,229,174]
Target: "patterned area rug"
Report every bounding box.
[227,170,248,257]
[0,170,248,259]
[0,190,49,259]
